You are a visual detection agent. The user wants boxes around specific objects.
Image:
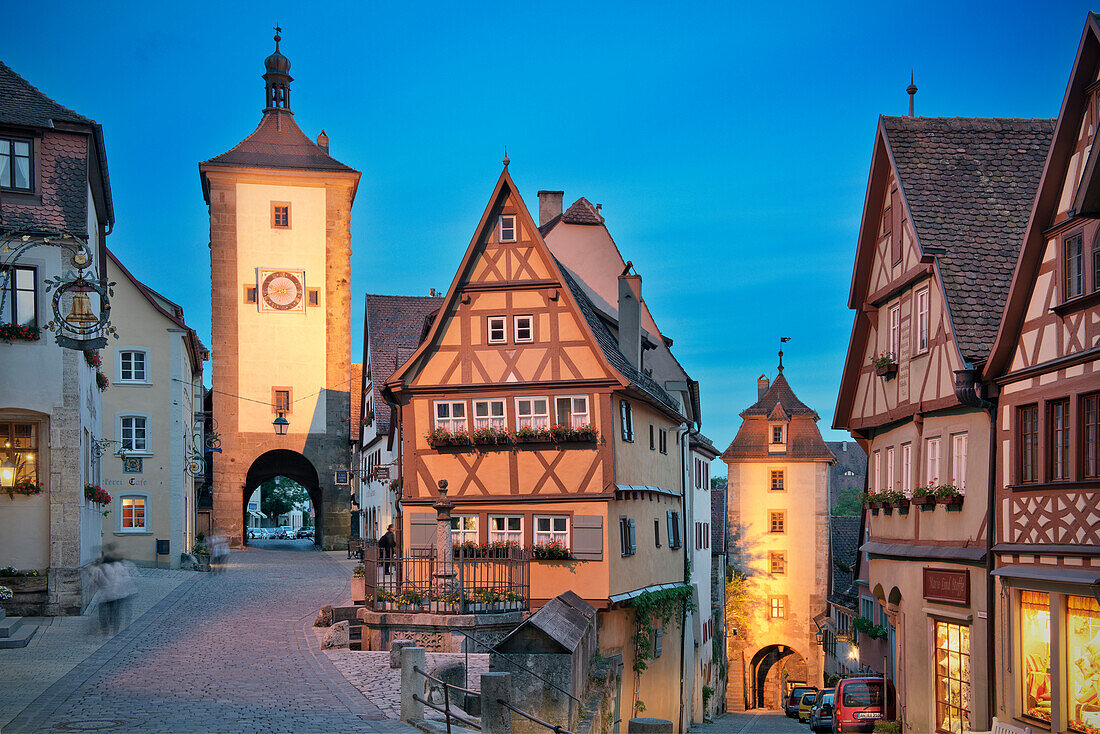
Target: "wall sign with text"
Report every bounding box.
[923,568,969,606]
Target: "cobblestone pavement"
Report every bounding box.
[690,709,810,733]
[324,649,490,719]
[2,544,416,733]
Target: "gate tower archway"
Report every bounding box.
[244,450,323,547]
[749,644,809,710]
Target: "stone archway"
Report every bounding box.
[245,450,322,547]
[749,644,808,709]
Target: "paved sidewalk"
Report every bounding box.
[691,709,807,733]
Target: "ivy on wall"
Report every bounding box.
[628,586,696,716]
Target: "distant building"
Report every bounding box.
[722,359,835,710]
[822,514,860,679]
[825,440,865,512]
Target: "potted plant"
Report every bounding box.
[512,426,552,444]
[83,349,102,368]
[5,478,43,500]
[350,564,367,603]
[879,489,906,514]
[873,351,898,377]
[84,484,112,506]
[934,483,964,510]
[472,427,510,446]
[531,540,573,560]
[363,410,374,427]
[95,371,109,391]
[192,533,211,571]
[397,588,423,612]
[911,482,937,510]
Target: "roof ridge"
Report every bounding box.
[0,60,94,126]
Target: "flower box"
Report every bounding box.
[84,484,112,505]
[875,362,898,377]
[0,324,41,343]
[512,428,552,444]
[911,495,936,510]
[894,499,910,514]
[937,496,964,511]
[426,428,471,448]
[471,428,511,446]
[5,479,43,499]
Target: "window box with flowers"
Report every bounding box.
[860,491,884,514]
[84,484,112,506]
[512,426,552,444]
[530,540,573,561]
[5,478,43,500]
[426,428,471,448]
[363,410,374,427]
[873,352,899,377]
[911,483,937,510]
[471,427,510,446]
[933,483,964,510]
[0,324,41,343]
[878,490,908,514]
[549,425,600,444]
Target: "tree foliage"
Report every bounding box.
[259,478,310,518]
[832,487,864,516]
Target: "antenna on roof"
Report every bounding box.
[779,336,791,372]
[502,146,509,167]
[907,71,918,118]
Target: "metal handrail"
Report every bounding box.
[412,693,482,731]
[453,629,581,703]
[413,665,480,698]
[497,699,575,734]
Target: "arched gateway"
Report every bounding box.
[199,31,360,549]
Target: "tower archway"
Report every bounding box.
[749,644,808,710]
[244,450,322,547]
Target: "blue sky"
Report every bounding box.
[6,1,1094,467]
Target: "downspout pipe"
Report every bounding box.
[954,368,997,724]
[677,423,690,732]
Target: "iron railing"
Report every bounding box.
[497,700,576,734]
[412,664,482,734]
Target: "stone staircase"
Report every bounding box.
[726,648,747,712]
[0,609,37,649]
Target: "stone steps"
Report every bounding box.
[0,615,22,638]
[0,619,37,649]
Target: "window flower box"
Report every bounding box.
[0,324,41,343]
[912,495,936,510]
[512,427,552,444]
[426,428,470,448]
[84,484,112,505]
[471,427,510,446]
[363,410,374,427]
[549,425,599,443]
[873,351,898,378]
[5,478,43,500]
[530,541,572,560]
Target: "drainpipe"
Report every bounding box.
[954,368,998,724]
[677,423,690,731]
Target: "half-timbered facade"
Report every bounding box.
[835,115,1053,733]
[983,14,1100,732]
[383,164,690,729]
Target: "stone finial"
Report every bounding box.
[907,71,918,117]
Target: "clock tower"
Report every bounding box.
[199,29,360,549]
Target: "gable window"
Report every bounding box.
[516,397,549,430]
[434,400,467,432]
[271,202,290,229]
[666,510,682,548]
[489,516,522,544]
[121,496,147,530]
[1066,231,1085,300]
[769,596,787,619]
[659,428,668,454]
[770,469,784,491]
[0,137,32,191]
[499,215,516,243]
[0,422,38,484]
[487,316,506,344]
[769,551,787,575]
[554,395,590,429]
[120,416,148,453]
[1084,393,1100,479]
[620,400,634,442]
[450,515,478,545]
[619,517,637,557]
[273,389,291,413]
[769,511,786,534]
[119,350,148,383]
[514,315,533,343]
[473,399,506,431]
[1,265,37,327]
[771,425,784,444]
[926,437,941,484]
[951,434,968,488]
[916,288,930,353]
[889,304,900,358]
[534,515,568,547]
[1018,405,1039,484]
[1049,398,1070,481]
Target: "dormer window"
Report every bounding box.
[772,425,783,444]
[499,215,516,243]
[769,422,787,453]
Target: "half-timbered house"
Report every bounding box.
[835,114,1053,733]
[383,163,690,728]
[982,14,1100,732]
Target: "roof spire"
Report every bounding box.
[263,26,293,114]
[779,336,791,373]
[907,70,918,117]
[502,146,510,167]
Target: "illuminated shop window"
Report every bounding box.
[1020,590,1051,724]
[1067,594,1100,733]
[934,620,971,734]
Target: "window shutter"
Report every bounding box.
[666,510,674,549]
[573,515,603,561]
[409,512,435,552]
[628,518,636,555]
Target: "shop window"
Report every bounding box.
[1067,594,1100,733]
[121,496,147,530]
[1019,590,1052,724]
[934,620,971,734]
[0,422,37,484]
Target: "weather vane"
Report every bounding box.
[779,336,791,371]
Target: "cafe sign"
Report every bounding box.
[923,568,969,605]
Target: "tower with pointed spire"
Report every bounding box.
[720,352,835,710]
[907,71,918,117]
[199,31,362,551]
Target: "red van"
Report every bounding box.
[834,677,897,733]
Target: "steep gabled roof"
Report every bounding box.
[201,110,356,173]
[829,515,861,607]
[881,116,1053,362]
[363,294,444,435]
[561,196,604,225]
[723,369,834,462]
[0,60,94,128]
[741,372,816,418]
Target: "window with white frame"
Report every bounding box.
[916,288,930,353]
[926,437,941,484]
[889,304,900,358]
[902,443,912,491]
[1,265,37,327]
[120,416,148,453]
[119,350,148,383]
[771,424,785,444]
[434,401,467,432]
[489,516,522,544]
[487,316,506,344]
[951,433,968,488]
[872,450,881,492]
[473,399,506,430]
[516,397,549,429]
[120,496,147,530]
[554,396,590,429]
[450,515,478,545]
[886,446,896,493]
[499,215,516,243]
[534,516,568,546]
[514,315,533,343]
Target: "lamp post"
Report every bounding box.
[0,459,14,488]
[273,412,289,436]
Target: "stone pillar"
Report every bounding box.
[432,480,456,596]
[400,646,427,722]
[627,718,674,734]
[481,671,513,734]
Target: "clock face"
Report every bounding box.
[259,269,305,312]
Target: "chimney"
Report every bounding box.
[843,442,848,453]
[617,263,642,370]
[316,129,329,153]
[538,191,563,227]
[757,374,770,400]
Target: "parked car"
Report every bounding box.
[798,691,816,722]
[834,677,897,733]
[296,528,311,539]
[809,688,835,732]
[785,684,818,718]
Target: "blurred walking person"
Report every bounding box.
[89,548,136,634]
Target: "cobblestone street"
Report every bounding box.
[1,543,415,733]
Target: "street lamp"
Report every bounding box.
[273,412,289,436]
[0,459,14,488]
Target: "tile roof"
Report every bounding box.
[202,110,356,172]
[364,294,444,435]
[740,372,816,418]
[829,515,861,607]
[349,362,363,438]
[723,370,834,462]
[0,60,94,128]
[557,262,682,416]
[561,197,604,225]
[883,116,1054,362]
[826,440,867,509]
[711,478,728,552]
